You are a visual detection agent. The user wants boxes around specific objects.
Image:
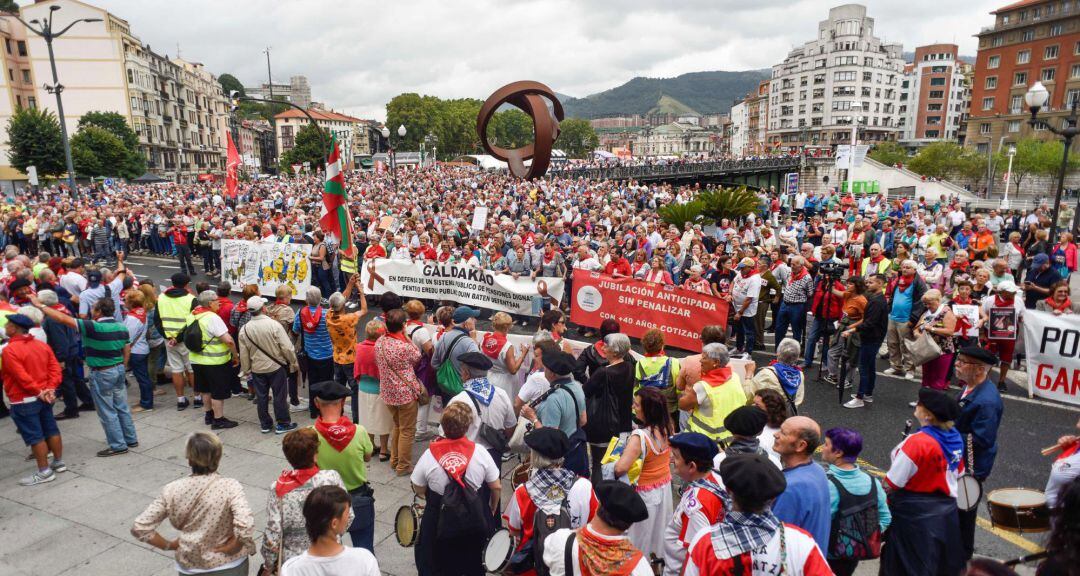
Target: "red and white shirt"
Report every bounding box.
[682,522,831,576]
[662,472,727,576]
[885,431,957,497]
[504,477,598,565]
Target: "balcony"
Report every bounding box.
[163,115,172,124]
[181,162,191,170]
[160,90,170,100]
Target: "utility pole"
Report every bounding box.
[264,47,279,173]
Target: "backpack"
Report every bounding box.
[635,357,672,390]
[827,474,883,560]
[181,312,214,353]
[531,494,573,576]
[436,333,469,396]
[436,467,489,541]
[409,325,438,395]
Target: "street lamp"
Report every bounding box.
[12,6,102,193]
[1001,145,1016,210]
[1025,81,1079,248]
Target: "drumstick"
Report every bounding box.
[1042,442,1064,456]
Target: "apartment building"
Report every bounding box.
[0,14,36,191]
[275,108,368,169]
[898,44,973,149]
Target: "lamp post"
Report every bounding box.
[1001,145,1016,210]
[12,6,102,193]
[846,103,862,195]
[1025,81,1079,249]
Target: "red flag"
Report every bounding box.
[225,132,240,198]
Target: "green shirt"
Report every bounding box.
[77,317,129,368]
[315,423,373,491]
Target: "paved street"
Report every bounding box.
[0,253,1073,575]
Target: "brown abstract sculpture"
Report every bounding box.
[477,81,564,180]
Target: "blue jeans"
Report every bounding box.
[857,340,883,398]
[347,489,375,552]
[130,353,153,409]
[736,314,756,353]
[775,302,807,349]
[89,364,138,451]
[803,317,832,369]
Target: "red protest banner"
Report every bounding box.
[570,269,729,352]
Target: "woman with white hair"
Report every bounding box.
[583,332,636,480]
[912,289,957,393]
[749,337,805,414]
[293,286,332,419]
[326,274,366,395]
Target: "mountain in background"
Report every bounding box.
[558,70,770,119]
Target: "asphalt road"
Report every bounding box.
[123,252,1078,565]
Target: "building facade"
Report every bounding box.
[730,101,750,156]
[246,75,311,109]
[968,0,1080,154]
[629,121,717,157]
[0,15,37,191]
[767,4,905,148]
[274,108,366,169]
[898,44,972,149]
[237,119,275,173]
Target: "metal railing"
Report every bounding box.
[548,157,801,181]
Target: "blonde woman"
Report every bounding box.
[132,432,255,575]
[480,312,528,398]
[353,320,392,461]
[999,231,1025,277]
[912,289,957,393]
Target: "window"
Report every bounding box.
[929,90,944,99]
[1014,71,1028,85]
[992,36,1004,47]
[834,71,856,81]
[1017,50,1031,64]
[127,69,134,83]
[925,130,940,138]
[834,56,858,65]
[1073,64,1080,79]
[815,59,826,68]
[982,97,995,110]
[927,103,943,111]
[16,41,25,57]
[926,116,942,125]
[980,123,991,135]
[930,77,946,86]
[1042,68,1056,81]
[1050,24,1063,36]
[27,96,35,110]
[863,72,873,82]
[20,69,29,84]
[1022,30,1035,42]
[1068,89,1080,107]
[931,66,947,73]
[985,76,998,89]
[1045,45,1059,59]
[3,39,9,54]
[1010,95,1023,113]
[1008,120,1021,132]
[988,55,1000,69]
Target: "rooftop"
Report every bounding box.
[274,108,364,123]
[992,0,1046,14]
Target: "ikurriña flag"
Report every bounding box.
[319,133,356,257]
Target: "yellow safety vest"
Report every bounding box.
[340,255,357,275]
[687,373,748,442]
[157,293,195,338]
[188,312,231,366]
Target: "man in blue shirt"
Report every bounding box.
[520,350,588,478]
[771,415,831,551]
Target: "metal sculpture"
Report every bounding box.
[477,81,564,180]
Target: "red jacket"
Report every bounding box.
[2,334,61,403]
[810,279,845,321]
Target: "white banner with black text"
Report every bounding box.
[1022,309,1080,406]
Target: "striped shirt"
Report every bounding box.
[293,306,333,361]
[78,317,130,368]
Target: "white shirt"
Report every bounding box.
[407,323,432,351]
[1046,446,1080,508]
[390,245,412,261]
[573,256,601,272]
[281,547,380,576]
[59,271,87,298]
[518,370,550,405]
[444,385,517,450]
[731,273,763,316]
[543,525,653,576]
[949,210,966,227]
[410,443,500,496]
[682,522,830,576]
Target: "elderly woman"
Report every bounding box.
[679,343,747,445]
[912,289,957,393]
[293,286,333,418]
[918,250,945,291]
[643,254,673,284]
[482,312,527,398]
[262,428,348,574]
[374,309,423,477]
[749,337,805,413]
[132,432,254,576]
[229,284,261,333]
[629,248,651,279]
[583,332,636,480]
[354,320,392,462]
[326,274,366,391]
[1037,280,1080,315]
[635,328,681,420]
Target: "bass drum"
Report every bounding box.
[394,502,423,547]
[956,473,983,512]
[483,529,515,573]
[987,488,1051,533]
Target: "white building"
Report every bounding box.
[898,44,972,150]
[767,4,905,148]
[630,122,716,157]
[730,101,749,157]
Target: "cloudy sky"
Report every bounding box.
[78,0,1001,120]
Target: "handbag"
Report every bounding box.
[906,329,942,367]
[599,431,644,485]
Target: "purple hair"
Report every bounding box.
[825,427,863,463]
[599,319,621,338]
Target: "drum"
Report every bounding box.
[987,488,1051,533]
[395,501,423,547]
[483,529,515,573]
[956,473,983,512]
[512,460,531,489]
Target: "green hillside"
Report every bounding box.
[560,70,769,119]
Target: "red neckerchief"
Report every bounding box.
[1057,443,1080,462]
[701,366,733,386]
[791,267,809,281]
[385,330,410,343]
[314,416,357,452]
[234,300,248,315]
[593,340,607,357]
[994,294,1015,308]
[950,260,969,271]
[47,302,70,316]
[274,466,320,498]
[192,305,212,315]
[1046,296,1073,312]
[429,436,476,485]
[951,299,973,334]
[127,306,147,323]
[275,298,289,306]
[481,331,507,359]
[300,306,324,334]
[543,249,555,264]
[1012,242,1024,257]
[871,254,885,264]
[896,273,914,292]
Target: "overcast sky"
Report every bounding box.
[74,0,1001,120]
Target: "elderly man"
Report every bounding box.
[444,352,516,467]
[1024,253,1058,309]
[731,257,764,356]
[293,286,333,418]
[859,243,891,278]
[239,295,300,434]
[774,256,815,348]
[749,338,805,411]
[771,415,831,552]
[884,260,925,380]
[679,343,747,445]
[2,313,64,485]
[187,290,241,429]
[431,305,482,384]
[38,290,91,420]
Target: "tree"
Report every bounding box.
[0,0,17,13]
[487,109,533,150]
[6,107,66,177]
[556,118,599,159]
[219,74,245,98]
[658,201,704,232]
[279,123,328,172]
[71,125,128,179]
[907,141,966,179]
[697,186,760,223]
[955,149,990,193]
[76,111,145,178]
[868,141,908,167]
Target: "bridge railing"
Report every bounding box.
[548,157,801,181]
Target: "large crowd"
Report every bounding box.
[0,162,1079,576]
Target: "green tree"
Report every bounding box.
[77,111,146,178]
[555,118,599,159]
[658,201,704,232]
[697,186,760,223]
[71,125,128,178]
[0,0,17,13]
[279,123,329,172]
[487,109,533,149]
[868,141,908,166]
[219,74,245,98]
[6,107,66,177]
[907,141,967,179]
[955,149,990,192]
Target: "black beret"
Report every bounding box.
[541,350,576,376]
[669,432,719,463]
[957,345,998,367]
[724,406,768,437]
[311,380,350,401]
[595,480,648,524]
[720,453,786,503]
[918,387,961,423]
[5,313,34,329]
[524,427,570,459]
[458,351,493,371]
[8,278,31,292]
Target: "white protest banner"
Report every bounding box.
[360,258,564,316]
[220,239,313,299]
[1022,308,1080,406]
[471,206,489,232]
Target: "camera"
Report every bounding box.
[818,261,845,279]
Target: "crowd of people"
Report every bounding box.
[0,161,1079,576]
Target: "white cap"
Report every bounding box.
[996,280,1019,294]
[247,295,267,311]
